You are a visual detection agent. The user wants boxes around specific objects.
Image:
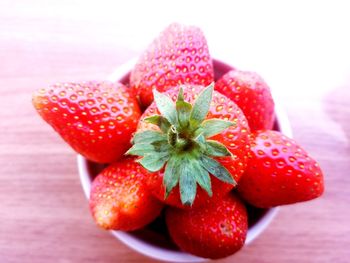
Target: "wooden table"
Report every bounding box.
[1,1,349,262]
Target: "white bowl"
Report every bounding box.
[78,59,293,262]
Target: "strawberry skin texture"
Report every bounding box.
[130,23,214,107]
[89,157,164,231]
[166,194,248,259]
[138,85,251,209]
[215,70,275,131]
[32,81,141,163]
[238,130,324,208]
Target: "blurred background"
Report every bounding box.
[2,0,350,135]
[0,0,349,262]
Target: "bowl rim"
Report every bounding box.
[77,58,293,262]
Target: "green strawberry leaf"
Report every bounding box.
[163,157,181,198]
[130,84,238,206]
[126,143,156,156]
[195,135,231,157]
[176,88,192,128]
[201,119,234,138]
[195,133,206,144]
[144,115,171,133]
[132,130,167,144]
[205,140,232,157]
[192,160,212,197]
[153,89,178,126]
[194,133,208,154]
[177,86,185,101]
[190,83,214,128]
[199,155,236,185]
[138,152,170,172]
[179,160,197,206]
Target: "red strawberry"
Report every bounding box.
[127,84,250,209]
[130,23,214,107]
[32,81,141,163]
[166,193,248,259]
[215,70,275,131]
[89,157,164,231]
[238,130,324,207]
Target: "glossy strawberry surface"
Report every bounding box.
[238,130,324,207]
[33,81,141,163]
[89,158,164,231]
[130,23,214,107]
[215,70,275,131]
[166,193,248,259]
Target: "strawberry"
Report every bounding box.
[215,70,275,131]
[130,23,214,108]
[127,83,251,208]
[32,81,141,163]
[166,193,248,259]
[238,130,324,207]
[89,157,164,231]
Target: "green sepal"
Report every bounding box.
[199,155,236,185]
[163,157,181,198]
[176,88,192,128]
[194,133,209,154]
[153,89,178,126]
[192,160,212,197]
[179,159,197,206]
[144,115,171,133]
[177,86,185,101]
[189,83,214,129]
[126,143,157,156]
[195,133,206,145]
[201,119,235,138]
[130,83,237,206]
[205,140,232,157]
[164,155,213,204]
[128,131,169,156]
[132,130,167,144]
[195,135,231,157]
[137,152,170,172]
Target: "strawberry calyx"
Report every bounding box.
[127,84,236,206]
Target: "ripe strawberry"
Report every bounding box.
[130,23,214,107]
[215,70,275,131]
[238,130,324,208]
[166,193,248,259]
[32,81,141,163]
[127,83,251,209]
[89,157,164,231]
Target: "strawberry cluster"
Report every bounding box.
[33,23,324,259]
